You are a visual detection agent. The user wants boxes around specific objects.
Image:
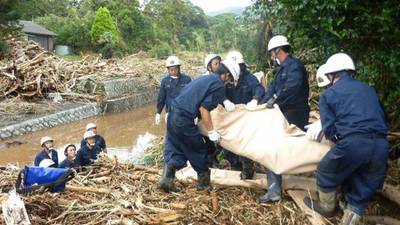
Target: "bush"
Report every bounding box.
[149,42,172,59]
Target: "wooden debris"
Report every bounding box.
[287,190,329,225]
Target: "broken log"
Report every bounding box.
[65,185,111,194]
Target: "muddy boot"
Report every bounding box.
[259,170,282,203]
[240,158,254,180]
[303,190,338,217]
[158,164,178,193]
[197,169,212,191]
[342,209,361,225]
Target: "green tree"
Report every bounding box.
[0,0,22,57]
[36,9,94,51]
[143,0,208,50]
[252,0,400,128]
[91,6,120,44]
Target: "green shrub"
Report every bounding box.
[149,42,172,59]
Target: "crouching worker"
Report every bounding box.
[158,60,240,193]
[303,53,389,225]
[34,136,58,167]
[59,144,78,168]
[76,131,100,166]
[81,123,106,153]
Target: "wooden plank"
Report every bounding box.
[287,190,328,225]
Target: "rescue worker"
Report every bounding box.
[80,123,106,153]
[158,60,240,193]
[155,56,192,125]
[303,53,389,225]
[203,53,222,168]
[76,131,101,166]
[204,53,221,74]
[224,50,265,179]
[34,136,59,167]
[259,35,310,202]
[59,144,78,168]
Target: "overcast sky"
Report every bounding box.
[190,0,253,13]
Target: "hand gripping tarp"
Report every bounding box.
[198,104,331,174]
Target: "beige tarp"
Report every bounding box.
[199,104,332,174]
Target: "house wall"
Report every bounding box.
[26,33,54,52]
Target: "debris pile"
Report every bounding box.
[0,147,400,224]
[0,37,161,100]
[0,157,312,225]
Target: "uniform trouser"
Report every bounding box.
[317,135,389,215]
[223,149,253,170]
[266,104,310,194]
[163,110,209,173]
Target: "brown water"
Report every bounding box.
[0,104,166,165]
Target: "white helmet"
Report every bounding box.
[226,50,244,64]
[221,59,240,81]
[86,122,96,131]
[267,35,290,51]
[40,136,53,146]
[83,130,96,139]
[39,158,55,168]
[316,64,330,87]
[165,56,180,67]
[324,53,355,74]
[204,54,221,70]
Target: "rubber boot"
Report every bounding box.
[303,190,338,217]
[158,164,178,193]
[197,169,212,191]
[342,209,361,225]
[259,170,282,203]
[240,158,254,180]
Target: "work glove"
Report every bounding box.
[155,113,161,125]
[245,99,258,111]
[194,117,198,125]
[266,94,277,109]
[223,99,235,112]
[165,113,168,123]
[208,130,221,143]
[305,120,323,142]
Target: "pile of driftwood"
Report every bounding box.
[0,37,161,100]
[0,154,399,225]
[0,157,312,225]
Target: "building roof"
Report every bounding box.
[19,20,56,36]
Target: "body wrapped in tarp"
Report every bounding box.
[16,166,74,193]
[198,104,331,174]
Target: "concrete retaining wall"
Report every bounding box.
[104,89,158,113]
[103,77,153,98]
[0,77,159,140]
[0,103,101,140]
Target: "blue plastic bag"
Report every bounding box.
[16,166,74,193]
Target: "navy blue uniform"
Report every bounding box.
[226,70,264,104]
[59,159,79,168]
[262,55,310,130]
[225,70,265,168]
[156,74,191,114]
[317,74,388,215]
[164,74,225,173]
[34,150,58,167]
[76,145,100,166]
[80,135,106,152]
[261,55,310,201]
